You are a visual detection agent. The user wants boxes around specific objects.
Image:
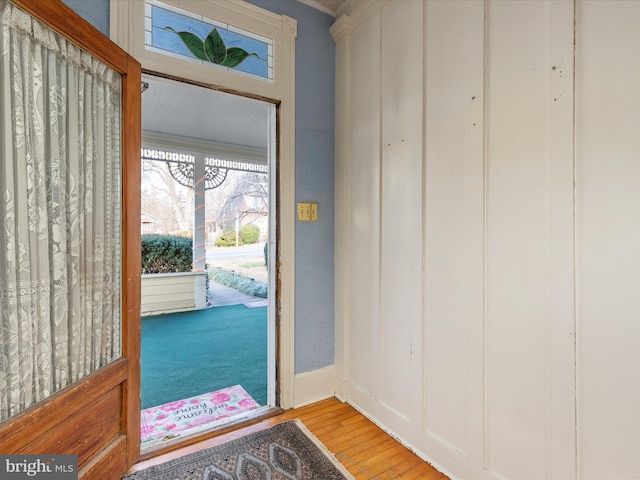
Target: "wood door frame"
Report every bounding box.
[0,1,142,477]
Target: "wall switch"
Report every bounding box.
[297,202,318,221]
[297,202,311,221]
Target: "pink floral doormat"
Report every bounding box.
[141,385,260,445]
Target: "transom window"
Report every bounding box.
[145,0,273,81]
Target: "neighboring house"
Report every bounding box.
[206,193,269,246]
[140,212,161,235]
[8,0,640,479]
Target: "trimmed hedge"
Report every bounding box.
[214,224,261,247]
[208,267,267,298]
[141,234,192,274]
[214,230,238,247]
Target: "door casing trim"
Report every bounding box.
[109,0,297,410]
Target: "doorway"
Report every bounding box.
[138,75,277,449]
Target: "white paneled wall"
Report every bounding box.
[484,1,575,478]
[576,2,640,478]
[333,1,640,478]
[424,0,485,469]
[379,0,424,424]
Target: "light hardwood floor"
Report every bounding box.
[129,397,448,479]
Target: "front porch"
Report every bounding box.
[140,293,268,449]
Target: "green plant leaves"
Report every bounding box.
[165,26,258,69]
[222,47,259,68]
[141,234,193,274]
[204,28,226,64]
[164,27,208,61]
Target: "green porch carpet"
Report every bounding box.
[141,304,267,409]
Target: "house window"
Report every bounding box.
[144,0,273,81]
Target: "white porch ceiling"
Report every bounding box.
[141,76,270,151]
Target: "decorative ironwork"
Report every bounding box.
[167,160,194,187]
[166,159,228,190]
[204,165,228,189]
[142,148,194,163]
[207,157,268,174]
[142,148,267,191]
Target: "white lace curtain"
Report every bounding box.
[0,0,122,421]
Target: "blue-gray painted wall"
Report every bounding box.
[61,0,109,35]
[62,0,336,375]
[246,0,336,374]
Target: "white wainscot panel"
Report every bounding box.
[378,0,424,423]
[484,1,575,478]
[576,1,640,478]
[424,0,485,461]
[346,12,382,397]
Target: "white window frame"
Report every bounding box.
[110,0,297,409]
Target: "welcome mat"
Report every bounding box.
[141,385,260,445]
[125,419,354,480]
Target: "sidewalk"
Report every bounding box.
[207,281,268,308]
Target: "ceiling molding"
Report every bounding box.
[296,0,349,17]
[296,0,336,16]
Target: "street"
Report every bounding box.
[206,242,265,262]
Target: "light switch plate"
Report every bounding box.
[297,202,311,221]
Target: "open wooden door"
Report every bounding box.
[0,1,141,478]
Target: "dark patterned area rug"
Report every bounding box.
[123,419,354,480]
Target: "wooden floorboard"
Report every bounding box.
[128,397,448,479]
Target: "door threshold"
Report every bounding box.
[137,405,282,463]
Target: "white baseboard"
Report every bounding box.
[293,365,336,408]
